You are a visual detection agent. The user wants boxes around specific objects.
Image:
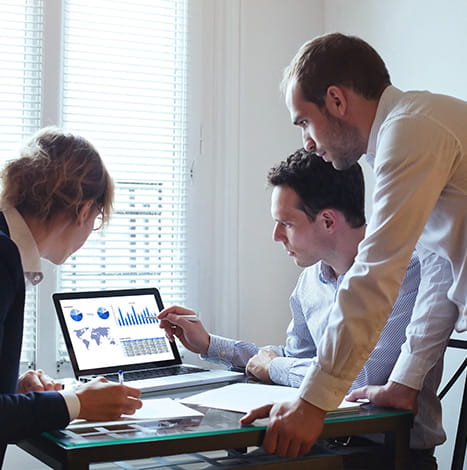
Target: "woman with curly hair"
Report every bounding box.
[0,127,141,466]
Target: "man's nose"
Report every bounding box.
[272,223,282,242]
[303,132,316,152]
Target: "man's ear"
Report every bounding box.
[319,209,338,232]
[324,85,347,117]
[77,200,94,226]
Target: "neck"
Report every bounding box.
[344,89,380,147]
[326,224,366,278]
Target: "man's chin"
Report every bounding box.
[330,153,364,170]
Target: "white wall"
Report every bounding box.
[188,0,322,345]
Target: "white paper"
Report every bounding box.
[69,397,203,428]
[180,383,360,414]
[126,397,204,419]
[180,383,298,413]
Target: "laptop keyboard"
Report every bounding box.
[105,365,209,383]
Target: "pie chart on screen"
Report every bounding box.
[97,306,110,320]
[70,308,83,322]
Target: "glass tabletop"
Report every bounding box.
[43,402,411,449]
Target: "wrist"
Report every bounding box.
[202,334,211,355]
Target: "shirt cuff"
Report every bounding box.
[202,335,235,363]
[388,348,431,390]
[59,390,81,420]
[298,360,352,411]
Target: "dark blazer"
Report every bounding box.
[0,213,69,466]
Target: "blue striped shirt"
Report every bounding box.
[205,254,445,448]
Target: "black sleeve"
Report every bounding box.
[0,391,70,442]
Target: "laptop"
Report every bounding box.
[53,287,244,393]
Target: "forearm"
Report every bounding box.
[202,335,260,369]
[269,357,312,388]
[0,391,69,442]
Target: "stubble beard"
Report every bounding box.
[322,109,366,170]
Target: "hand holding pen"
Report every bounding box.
[157,305,211,355]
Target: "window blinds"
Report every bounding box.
[0,0,43,367]
[0,0,190,367]
[59,1,190,307]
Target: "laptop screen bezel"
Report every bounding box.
[53,287,182,379]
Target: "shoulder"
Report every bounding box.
[0,232,24,293]
[0,231,22,268]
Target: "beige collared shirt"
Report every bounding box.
[2,207,80,420]
[3,207,43,286]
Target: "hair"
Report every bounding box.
[281,33,391,107]
[267,148,365,228]
[1,126,114,225]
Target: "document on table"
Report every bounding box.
[124,397,204,420]
[69,397,203,428]
[180,383,361,414]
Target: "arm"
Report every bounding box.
[0,391,69,442]
[0,236,70,441]
[247,352,313,387]
[159,305,284,370]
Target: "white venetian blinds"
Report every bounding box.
[59,0,190,306]
[0,0,190,367]
[0,0,43,368]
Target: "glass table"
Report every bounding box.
[17,385,413,470]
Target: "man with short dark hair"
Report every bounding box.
[159,150,443,468]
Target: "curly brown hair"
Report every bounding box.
[267,148,365,228]
[1,127,113,225]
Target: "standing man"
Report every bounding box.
[242,33,464,458]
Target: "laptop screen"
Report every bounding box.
[53,288,181,377]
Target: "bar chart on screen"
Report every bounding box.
[116,305,159,327]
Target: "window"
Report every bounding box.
[0,0,44,368]
[0,0,191,370]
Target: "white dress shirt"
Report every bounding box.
[298,85,465,411]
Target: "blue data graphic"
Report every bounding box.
[97,307,110,320]
[70,308,83,322]
[117,306,159,327]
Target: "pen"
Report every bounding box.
[118,369,124,385]
[145,314,199,322]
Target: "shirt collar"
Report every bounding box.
[318,261,337,284]
[318,261,347,290]
[2,207,44,286]
[367,85,404,158]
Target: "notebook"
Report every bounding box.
[53,287,244,393]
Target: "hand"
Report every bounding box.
[18,369,63,393]
[245,349,278,383]
[346,381,419,413]
[157,305,210,354]
[240,397,326,458]
[76,377,142,421]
